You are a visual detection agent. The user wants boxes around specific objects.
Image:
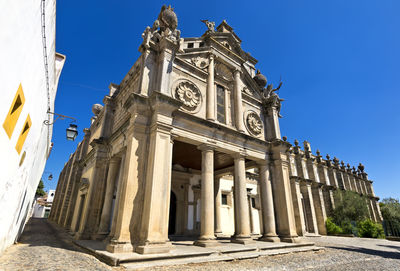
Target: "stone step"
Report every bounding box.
[121,245,323,270]
[121,254,234,270]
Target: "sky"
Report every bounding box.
[43,0,400,200]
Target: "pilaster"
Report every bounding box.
[269,140,299,242]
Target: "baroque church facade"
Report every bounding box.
[49,6,382,254]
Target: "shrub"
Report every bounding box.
[358,219,385,239]
[326,217,342,235]
[341,220,355,235]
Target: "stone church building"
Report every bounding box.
[49,6,382,254]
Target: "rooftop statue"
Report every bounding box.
[200,20,215,34]
[254,70,284,118]
[141,5,182,50]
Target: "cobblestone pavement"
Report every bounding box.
[0,218,122,271]
[1,218,399,271]
[151,236,400,271]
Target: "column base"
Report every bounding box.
[136,242,172,254]
[106,240,133,253]
[279,235,301,243]
[74,231,91,240]
[259,234,280,243]
[231,235,255,245]
[91,232,109,241]
[193,238,220,247]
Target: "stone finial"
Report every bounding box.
[315,149,322,163]
[326,154,331,161]
[158,5,178,31]
[294,139,299,146]
[92,104,103,116]
[333,157,339,167]
[282,136,287,142]
[352,166,357,174]
[358,163,365,173]
[253,70,267,88]
[340,160,346,170]
[303,140,311,152]
[141,5,181,49]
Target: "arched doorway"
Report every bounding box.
[168,191,177,235]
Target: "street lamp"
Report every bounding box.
[66,124,78,141]
[44,110,78,141]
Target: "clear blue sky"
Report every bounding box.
[43,0,400,200]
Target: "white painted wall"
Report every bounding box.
[0,0,65,254]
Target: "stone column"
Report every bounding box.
[270,141,299,242]
[369,198,377,222]
[156,39,175,96]
[247,192,256,234]
[258,162,280,242]
[106,95,150,253]
[290,177,306,236]
[138,48,153,96]
[136,92,181,254]
[214,178,222,236]
[374,198,383,222]
[100,96,115,138]
[206,54,215,121]
[96,158,121,238]
[136,126,174,254]
[311,183,327,235]
[232,153,253,244]
[234,69,245,132]
[75,141,109,240]
[49,168,66,222]
[265,104,281,140]
[300,181,319,235]
[195,145,218,247]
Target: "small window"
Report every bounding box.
[221,194,228,205]
[3,84,25,138]
[216,85,225,123]
[187,42,194,48]
[15,114,31,154]
[199,42,205,47]
[251,197,256,208]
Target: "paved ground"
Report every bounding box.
[0,218,399,270]
[0,218,120,271]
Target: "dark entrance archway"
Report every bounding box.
[168,191,177,235]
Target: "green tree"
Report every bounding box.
[36,179,46,197]
[331,190,369,226]
[380,197,400,236]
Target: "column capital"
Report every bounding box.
[231,151,247,160]
[109,156,122,164]
[208,53,215,60]
[256,159,270,166]
[103,95,114,106]
[197,143,215,152]
[234,68,241,76]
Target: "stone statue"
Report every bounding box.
[262,80,284,118]
[140,5,181,48]
[201,20,215,33]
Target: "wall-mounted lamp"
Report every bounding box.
[44,110,78,141]
[66,124,78,141]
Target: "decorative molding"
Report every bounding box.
[215,62,233,81]
[190,56,209,70]
[245,111,263,136]
[174,81,202,112]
